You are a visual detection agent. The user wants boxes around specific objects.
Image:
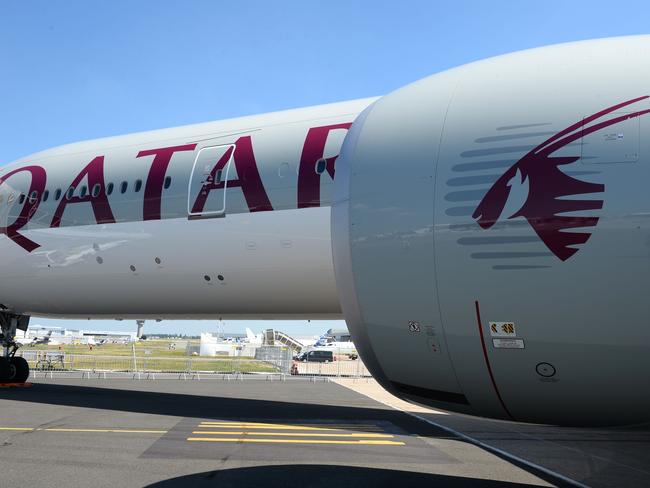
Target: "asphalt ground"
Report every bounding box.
[337,378,650,488]
[416,409,650,488]
[0,377,561,488]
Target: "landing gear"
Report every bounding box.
[0,313,30,383]
[0,359,10,381]
[0,357,29,383]
[9,357,29,383]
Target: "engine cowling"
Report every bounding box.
[332,35,650,426]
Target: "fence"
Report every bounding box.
[17,350,372,379]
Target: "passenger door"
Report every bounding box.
[187,144,235,219]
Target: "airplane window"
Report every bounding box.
[120,181,128,194]
[66,187,74,200]
[91,184,101,197]
[107,183,114,195]
[80,185,87,198]
[54,189,61,201]
[164,176,172,189]
[315,158,327,174]
[18,194,25,204]
[215,169,223,184]
[7,193,14,203]
[43,190,49,202]
[134,179,142,192]
[29,191,38,204]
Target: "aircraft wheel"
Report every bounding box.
[9,357,29,383]
[0,358,11,382]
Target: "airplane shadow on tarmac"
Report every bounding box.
[146,464,544,488]
[0,382,574,487]
[0,381,443,429]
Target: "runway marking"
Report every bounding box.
[197,422,384,432]
[0,427,167,434]
[186,437,405,445]
[187,420,404,446]
[191,430,395,438]
[42,428,167,434]
[199,421,379,425]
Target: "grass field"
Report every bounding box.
[27,339,197,357]
[22,339,282,373]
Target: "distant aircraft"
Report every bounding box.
[15,330,53,347]
[86,337,108,346]
[312,333,357,357]
[245,328,263,345]
[0,35,649,425]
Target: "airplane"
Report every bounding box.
[313,333,357,357]
[245,327,263,345]
[0,34,648,426]
[15,330,53,347]
[86,336,108,347]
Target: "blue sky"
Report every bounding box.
[1,1,648,336]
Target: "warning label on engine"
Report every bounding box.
[492,338,525,349]
[489,322,517,337]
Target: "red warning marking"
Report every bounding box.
[475,301,514,421]
[0,382,33,388]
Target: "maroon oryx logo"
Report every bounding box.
[473,96,650,261]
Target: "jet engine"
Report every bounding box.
[332,35,650,426]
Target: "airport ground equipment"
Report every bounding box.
[263,329,304,353]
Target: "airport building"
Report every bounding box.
[16,324,138,344]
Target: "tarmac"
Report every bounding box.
[0,375,646,487]
[337,378,650,488]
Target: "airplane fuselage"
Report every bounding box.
[0,98,376,319]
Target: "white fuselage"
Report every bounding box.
[0,98,376,319]
[313,342,358,355]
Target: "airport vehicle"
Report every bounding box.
[296,350,334,363]
[0,35,649,425]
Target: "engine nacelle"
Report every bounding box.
[332,35,650,426]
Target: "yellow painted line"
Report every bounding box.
[197,426,384,432]
[187,437,405,445]
[43,428,167,434]
[198,423,383,432]
[199,421,374,425]
[200,422,380,427]
[191,430,394,438]
[0,427,167,434]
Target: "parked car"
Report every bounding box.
[296,350,334,363]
